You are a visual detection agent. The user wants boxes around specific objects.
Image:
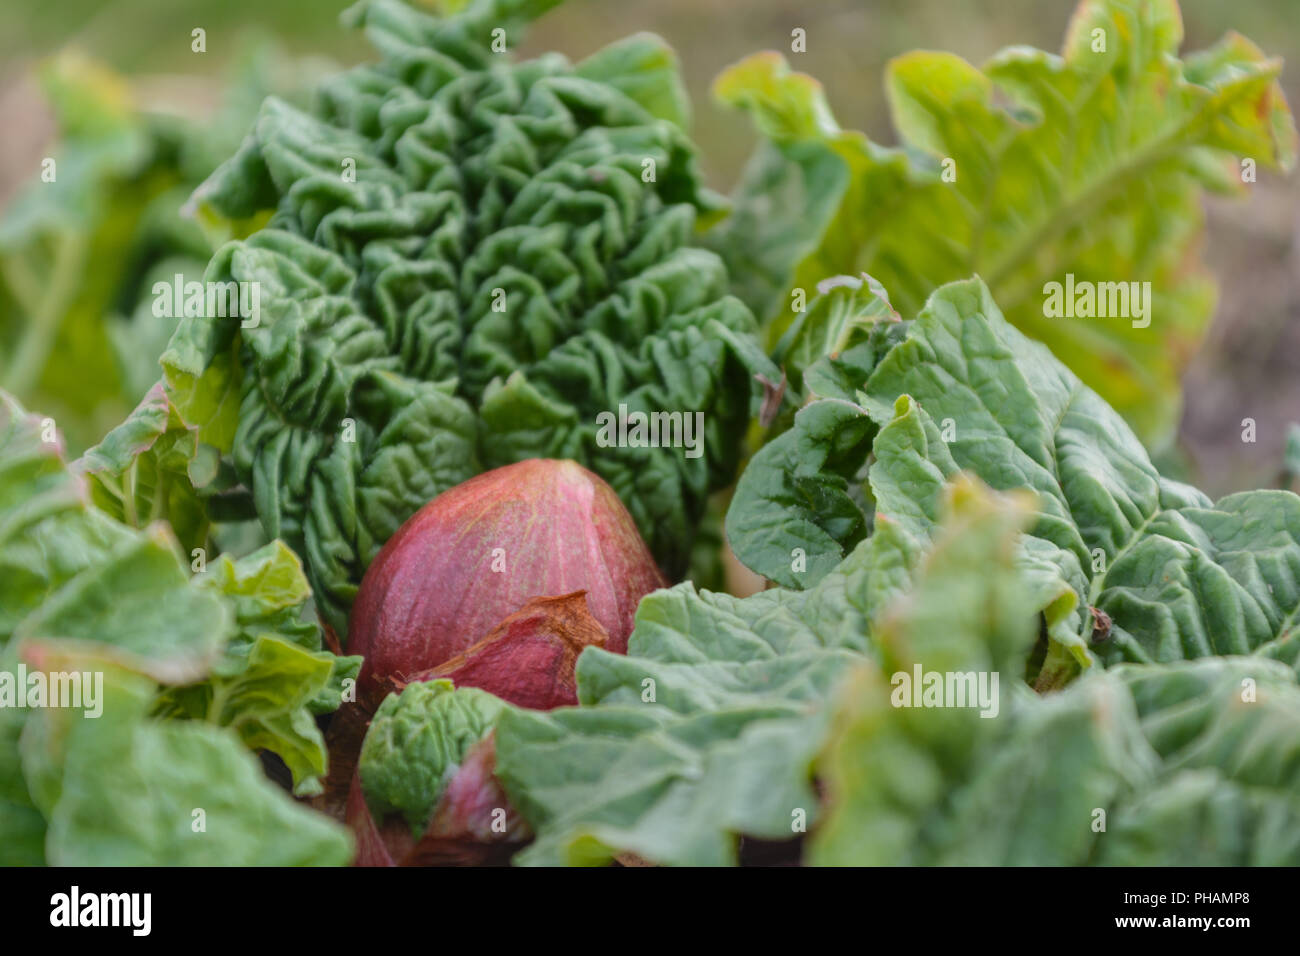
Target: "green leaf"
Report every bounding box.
[358,679,507,835]
[708,52,912,327]
[1095,657,1300,865]
[815,627,1300,864]
[16,526,230,682]
[198,538,312,619]
[810,478,1044,868]
[761,272,906,404]
[19,659,351,865]
[729,277,1300,685]
[155,541,361,795]
[74,382,210,555]
[815,672,1161,866]
[1,393,231,676]
[206,635,335,796]
[1099,769,1300,865]
[0,396,130,645]
[714,0,1297,442]
[725,397,878,590]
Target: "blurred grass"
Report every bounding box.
[1,0,1297,494]
[6,0,1297,184]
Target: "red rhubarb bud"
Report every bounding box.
[349,459,666,709]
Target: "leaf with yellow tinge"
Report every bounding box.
[712,0,1297,443]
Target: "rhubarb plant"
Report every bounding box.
[4,0,1299,872]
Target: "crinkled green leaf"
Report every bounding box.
[749,271,910,418]
[0,398,133,646]
[726,396,878,590]
[1,390,230,677]
[1098,769,1300,866]
[730,277,1300,686]
[813,664,1156,866]
[927,679,1159,866]
[163,339,243,454]
[714,0,1297,442]
[358,679,507,835]
[794,277,909,405]
[12,370,353,796]
[499,702,831,867]
[810,477,1045,865]
[1095,657,1300,864]
[163,0,774,637]
[204,636,335,797]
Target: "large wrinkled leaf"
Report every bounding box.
[495,478,1024,866]
[729,277,1300,686]
[1098,658,1300,865]
[163,0,774,638]
[713,0,1297,442]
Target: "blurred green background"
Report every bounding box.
[1,0,1297,494]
